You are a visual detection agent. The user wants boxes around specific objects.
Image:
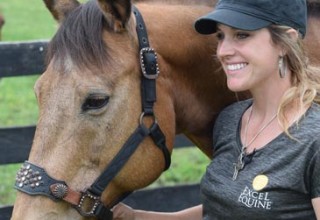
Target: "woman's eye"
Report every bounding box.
[216,32,224,41]
[236,32,250,39]
[82,95,109,111]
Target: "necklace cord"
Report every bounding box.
[233,105,278,181]
[242,106,278,153]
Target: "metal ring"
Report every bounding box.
[139,112,157,128]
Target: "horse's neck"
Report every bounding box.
[134,0,216,6]
[305,15,320,65]
[139,3,239,157]
[171,67,238,156]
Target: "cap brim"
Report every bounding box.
[194,9,272,35]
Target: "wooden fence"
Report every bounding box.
[0,40,201,220]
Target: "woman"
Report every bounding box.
[113,0,320,219]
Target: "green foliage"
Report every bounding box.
[150,148,209,188]
[0,0,210,206]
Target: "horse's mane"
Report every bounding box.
[46,0,108,71]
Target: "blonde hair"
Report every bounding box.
[268,25,320,135]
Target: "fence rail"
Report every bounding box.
[0,40,200,220]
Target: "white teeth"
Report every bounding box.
[227,63,247,71]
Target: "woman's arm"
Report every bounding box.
[312,197,320,219]
[112,203,202,220]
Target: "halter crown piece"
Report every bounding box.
[14,6,171,220]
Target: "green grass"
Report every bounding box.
[0,0,210,206]
[1,1,56,41]
[0,76,39,126]
[0,0,57,127]
[0,164,21,206]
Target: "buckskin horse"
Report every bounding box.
[11,0,320,219]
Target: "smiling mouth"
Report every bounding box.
[227,63,248,71]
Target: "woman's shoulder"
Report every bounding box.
[311,102,320,112]
[296,102,320,139]
[305,102,320,122]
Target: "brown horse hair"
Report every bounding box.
[0,12,4,41]
[46,0,111,72]
[307,0,320,17]
[0,14,4,26]
[132,0,216,6]
[133,0,319,15]
[46,0,319,73]
[46,0,218,73]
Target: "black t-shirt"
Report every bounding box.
[201,100,320,219]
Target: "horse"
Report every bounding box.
[11,0,320,219]
[0,12,4,40]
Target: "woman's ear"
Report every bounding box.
[278,28,299,57]
[286,28,299,41]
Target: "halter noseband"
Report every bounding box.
[14,6,171,219]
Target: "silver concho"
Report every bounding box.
[51,184,68,199]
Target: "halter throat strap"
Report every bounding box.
[14,5,171,220]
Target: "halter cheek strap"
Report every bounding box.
[14,6,171,220]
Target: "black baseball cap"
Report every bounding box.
[194,0,307,38]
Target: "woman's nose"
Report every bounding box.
[217,39,235,59]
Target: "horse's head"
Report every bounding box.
[12,0,177,219]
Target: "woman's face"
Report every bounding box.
[216,24,282,93]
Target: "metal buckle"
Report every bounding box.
[74,190,101,217]
[140,47,159,79]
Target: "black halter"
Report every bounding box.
[14,6,171,220]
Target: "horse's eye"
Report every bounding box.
[82,95,109,111]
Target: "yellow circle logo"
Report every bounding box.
[252,175,269,191]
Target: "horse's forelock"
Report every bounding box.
[46,0,110,72]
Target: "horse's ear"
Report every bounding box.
[97,0,132,33]
[43,0,80,23]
